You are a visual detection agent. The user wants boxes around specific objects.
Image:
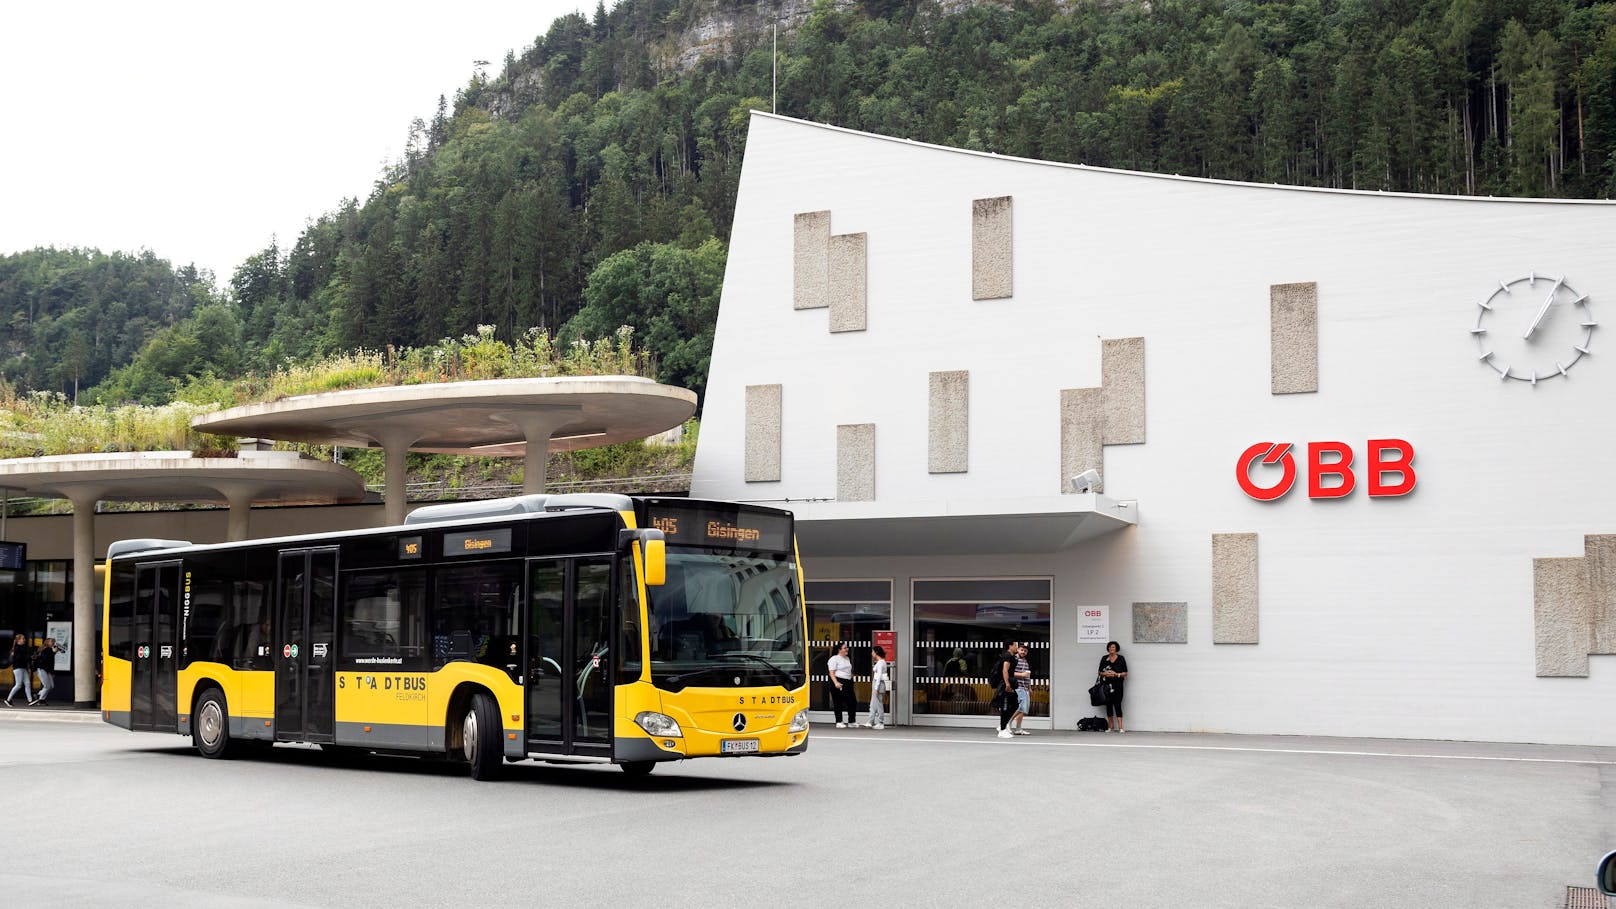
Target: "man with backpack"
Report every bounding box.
[990,641,1019,738]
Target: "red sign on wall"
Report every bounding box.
[873,630,897,664]
[1237,439,1417,501]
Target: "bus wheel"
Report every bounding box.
[194,688,234,760]
[462,692,503,781]
[619,761,655,776]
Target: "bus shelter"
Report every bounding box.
[192,377,698,526]
[0,451,366,707]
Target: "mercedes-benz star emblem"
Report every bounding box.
[732,713,747,732]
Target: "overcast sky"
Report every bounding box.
[0,1,593,283]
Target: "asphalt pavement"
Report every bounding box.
[1,712,1611,908]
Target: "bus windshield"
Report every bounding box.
[646,549,806,692]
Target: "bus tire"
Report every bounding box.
[193,688,235,760]
[619,761,655,776]
[462,691,503,781]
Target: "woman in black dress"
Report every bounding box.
[1098,641,1128,732]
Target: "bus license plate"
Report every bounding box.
[721,739,760,754]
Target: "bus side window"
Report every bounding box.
[342,569,428,671]
[619,561,642,681]
[432,563,519,677]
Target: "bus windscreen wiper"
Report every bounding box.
[713,652,797,687]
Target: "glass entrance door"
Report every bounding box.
[526,557,613,755]
[275,548,336,742]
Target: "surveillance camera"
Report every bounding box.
[1070,469,1101,494]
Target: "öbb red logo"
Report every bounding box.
[1236,439,1416,501]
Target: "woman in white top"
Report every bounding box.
[827,642,856,728]
[863,646,889,730]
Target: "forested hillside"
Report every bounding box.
[10,0,1616,404]
[0,249,227,399]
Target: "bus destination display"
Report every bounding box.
[645,505,790,551]
[443,528,512,557]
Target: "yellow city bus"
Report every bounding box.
[100,494,809,779]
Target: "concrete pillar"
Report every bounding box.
[205,481,267,542]
[67,491,99,708]
[497,409,582,496]
[364,428,424,526]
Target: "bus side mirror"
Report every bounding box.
[1599,849,1616,896]
[642,534,666,587]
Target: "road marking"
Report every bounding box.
[820,734,1616,766]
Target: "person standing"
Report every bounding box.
[5,634,33,707]
[992,641,1019,738]
[863,645,889,730]
[30,637,62,706]
[1098,640,1129,732]
[827,642,857,728]
[1010,643,1033,735]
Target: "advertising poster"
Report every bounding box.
[46,621,70,671]
[1077,606,1109,643]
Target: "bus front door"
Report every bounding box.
[275,548,337,743]
[130,561,180,733]
[527,557,613,756]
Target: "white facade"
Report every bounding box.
[692,112,1616,745]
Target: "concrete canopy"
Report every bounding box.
[786,494,1137,557]
[0,451,366,507]
[190,376,698,525]
[190,376,697,453]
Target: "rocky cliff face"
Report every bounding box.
[478,0,1020,122]
[484,65,546,122]
[650,0,856,74]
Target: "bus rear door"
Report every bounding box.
[130,561,181,733]
[275,548,337,743]
[526,557,613,757]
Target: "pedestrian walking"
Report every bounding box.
[6,633,33,707]
[863,646,889,730]
[991,641,1018,738]
[1099,640,1128,732]
[827,642,858,728]
[1010,643,1032,735]
[30,637,62,706]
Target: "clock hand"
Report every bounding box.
[1522,279,1563,340]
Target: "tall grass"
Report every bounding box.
[0,388,229,458]
[0,325,656,457]
[237,325,651,402]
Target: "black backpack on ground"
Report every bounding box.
[1077,716,1109,732]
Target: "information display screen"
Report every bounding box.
[0,541,24,570]
[642,503,792,552]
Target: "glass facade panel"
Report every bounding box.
[807,580,892,715]
[912,579,1051,718]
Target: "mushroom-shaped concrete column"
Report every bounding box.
[203,479,268,542]
[352,425,425,527]
[493,407,586,495]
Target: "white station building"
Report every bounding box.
[690,112,1616,745]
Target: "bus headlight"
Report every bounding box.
[789,712,809,733]
[635,711,683,738]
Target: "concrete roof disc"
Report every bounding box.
[0,451,366,504]
[189,376,697,454]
